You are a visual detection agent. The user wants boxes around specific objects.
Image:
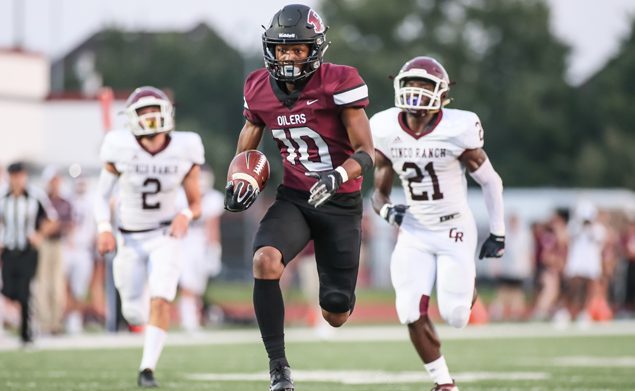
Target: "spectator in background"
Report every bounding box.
[554,201,607,327]
[63,176,97,334]
[623,219,635,315]
[178,166,224,332]
[532,209,569,321]
[489,213,533,321]
[0,162,57,346]
[0,164,7,192]
[591,209,619,321]
[34,166,72,335]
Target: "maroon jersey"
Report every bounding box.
[243,63,369,193]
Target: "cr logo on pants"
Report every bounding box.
[449,228,464,242]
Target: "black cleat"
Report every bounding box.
[137,368,159,388]
[269,365,294,391]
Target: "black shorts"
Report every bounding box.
[253,185,362,312]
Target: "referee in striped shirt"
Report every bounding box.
[0,162,57,345]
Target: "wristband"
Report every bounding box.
[379,203,392,219]
[335,166,349,183]
[180,208,194,221]
[97,221,113,233]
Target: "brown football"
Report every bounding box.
[226,150,270,193]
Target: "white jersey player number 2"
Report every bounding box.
[271,126,334,172]
[403,161,444,201]
[142,177,162,209]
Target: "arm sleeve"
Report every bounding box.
[94,168,118,227]
[469,158,505,236]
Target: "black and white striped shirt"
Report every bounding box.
[0,186,57,251]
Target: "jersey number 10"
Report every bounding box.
[271,126,334,172]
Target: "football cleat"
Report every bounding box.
[431,382,459,391]
[137,368,159,388]
[269,365,294,391]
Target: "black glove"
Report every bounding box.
[305,169,344,207]
[380,204,409,226]
[224,181,259,212]
[479,233,505,259]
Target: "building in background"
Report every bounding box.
[0,48,125,172]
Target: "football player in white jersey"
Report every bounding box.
[177,165,224,332]
[94,86,205,388]
[370,57,505,391]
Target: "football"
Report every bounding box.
[226,149,270,193]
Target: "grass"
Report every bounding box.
[0,330,634,390]
[206,281,399,305]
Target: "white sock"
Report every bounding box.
[139,325,167,371]
[424,356,453,385]
[179,296,200,332]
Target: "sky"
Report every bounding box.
[1,0,634,85]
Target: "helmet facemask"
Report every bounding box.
[126,95,174,137]
[263,36,329,82]
[394,69,449,114]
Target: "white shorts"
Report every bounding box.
[179,241,221,295]
[391,217,477,325]
[114,229,183,306]
[63,246,95,299]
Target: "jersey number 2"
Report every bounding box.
[402,162,444,201]
[142,178,161,210]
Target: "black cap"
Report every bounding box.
[7,161,26,174]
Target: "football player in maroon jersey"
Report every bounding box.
[224,4,374,390]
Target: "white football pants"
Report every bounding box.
[391,217,477,328]
[114,229,183,325]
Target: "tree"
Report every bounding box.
[319,0,574,186]
[61,24,245,184]
[572,17,635,188]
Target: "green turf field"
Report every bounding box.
[1,324,634,391]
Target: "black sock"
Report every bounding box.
[253,279,288,367]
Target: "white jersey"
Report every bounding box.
[100,130,205,231]
[371,107,483,230]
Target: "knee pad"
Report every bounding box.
[121,299,147,326]
[320,292,351,313]
[446,305,470,328]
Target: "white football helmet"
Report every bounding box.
[125,86,174,136]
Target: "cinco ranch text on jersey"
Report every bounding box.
[390,147,447,159]
[133,163,179,175]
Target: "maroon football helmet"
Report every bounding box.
[125,86,174,136]
[394,56,450,113]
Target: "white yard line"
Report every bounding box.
[1,320,634,351]
[185,370,550,384]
